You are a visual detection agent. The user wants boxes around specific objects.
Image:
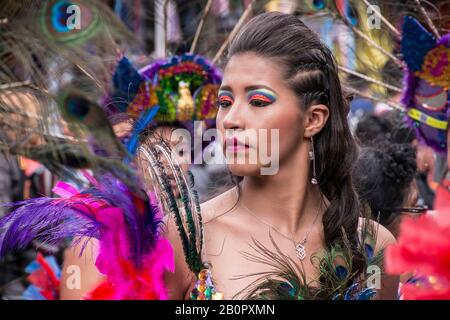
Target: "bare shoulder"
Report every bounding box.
[200,186,239,224]
[60,237,104,300]
[358,217,396,253]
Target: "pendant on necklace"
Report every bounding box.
[295,241,307,260]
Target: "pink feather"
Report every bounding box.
[85,207,174,300]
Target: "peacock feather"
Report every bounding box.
[0,0,135,181]
[137,141,204,274]
[232,218,384,300]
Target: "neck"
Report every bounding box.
[239,142,324,237]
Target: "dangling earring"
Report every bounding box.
[309,136,318,185]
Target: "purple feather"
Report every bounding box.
[83,175,162,269]
[0,198,103,257]
[0,174,162,270]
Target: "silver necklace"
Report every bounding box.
[241,201,321,261]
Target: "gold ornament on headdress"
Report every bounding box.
[177,81,195,121]
[195,83,219,120]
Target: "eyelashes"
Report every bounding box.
[217,89,277,108]
[217,91,234,108]
[247,89,277,107]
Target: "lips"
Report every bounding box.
[225,137,250,152]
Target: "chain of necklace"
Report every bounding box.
[240,200,321,261]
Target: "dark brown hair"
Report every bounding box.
[227,12,365,274]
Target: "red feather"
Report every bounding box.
[27,252,60,300]
[386,181,450,299]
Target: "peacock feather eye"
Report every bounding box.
[334,265,348,280]
[65,94,90,120]
[313,0,325,10]
[50,1,73,33]
[41,0,100,44]
[364,243,374,260]
[278,282,296,297]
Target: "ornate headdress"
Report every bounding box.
[401,16,450,154]
[107,53,221,156]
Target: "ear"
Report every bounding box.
[303,104,330,138]
[401,16,436,72]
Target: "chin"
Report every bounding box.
[227,163,266,177]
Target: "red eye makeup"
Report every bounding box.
[217,90,234,108]
[247,89,277,107]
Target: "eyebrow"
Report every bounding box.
[219,85,278,95]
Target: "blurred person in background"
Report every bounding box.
[355,110,436,209]
[353,142,421,239]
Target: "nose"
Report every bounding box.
[221,101,245,130]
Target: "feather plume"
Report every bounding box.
[138,142,204,274]
[0,196,102,257]
[0,0,136,180]
[0,175,174,300]
[232,220,383,300]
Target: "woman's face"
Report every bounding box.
[216,52,305,176]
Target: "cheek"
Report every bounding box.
[262,103,304,157]
[215,109,225,130]
[215,109,227,145]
